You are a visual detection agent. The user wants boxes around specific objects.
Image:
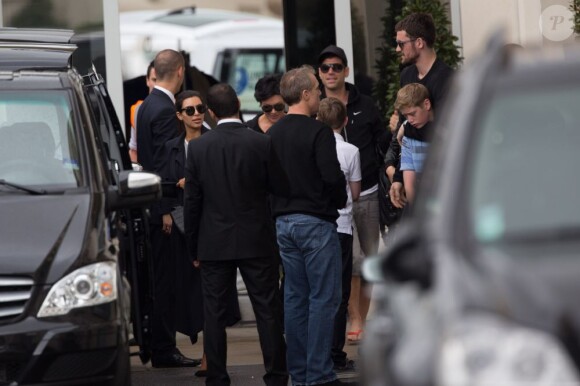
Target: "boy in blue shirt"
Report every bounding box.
[394,83,434,204]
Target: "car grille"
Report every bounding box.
[0,277,33,321]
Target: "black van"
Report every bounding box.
[0,29,158,385]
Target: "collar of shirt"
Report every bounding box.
[334,131,345,142]
[154,85,175,103]
[217,118,242,125]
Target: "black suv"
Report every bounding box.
[0,29,158,385]
[362,32,580,386]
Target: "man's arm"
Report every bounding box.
[265,138,291,197]
[152,109,178,174]
[349,148,362,201]
[315,127,347,209]
[403,170,417,204]
[349,181,361,202]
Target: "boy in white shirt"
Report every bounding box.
[318,97,361,372]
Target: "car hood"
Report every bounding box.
[0,193,92,284]
[457,241,580,352]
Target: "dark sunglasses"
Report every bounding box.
[396,38,417,49]
[319,63,345,73]
[180,104,207,116]
[261,103,285,113]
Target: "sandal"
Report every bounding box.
[346,329,363,343]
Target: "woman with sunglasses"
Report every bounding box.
[246,73,285,133]
[161,90,241,377]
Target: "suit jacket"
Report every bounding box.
[160,128,210,205]
[136,87,179,223]
[183,121,290,261]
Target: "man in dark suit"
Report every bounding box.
[136,49,197,368]
[184,83,290,386]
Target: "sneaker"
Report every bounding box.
[333,359,356,373]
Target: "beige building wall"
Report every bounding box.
[456,0,576,63]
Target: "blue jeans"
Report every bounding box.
[276,214,341,386]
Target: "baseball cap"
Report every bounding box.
[318,45,348,66]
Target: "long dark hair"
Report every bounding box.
[175,90,204,134]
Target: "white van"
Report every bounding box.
[120,7,285,116]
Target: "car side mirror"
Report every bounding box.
[107,170,161,211]
[362,221,432,289]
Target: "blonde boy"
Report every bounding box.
[394,83,434,204]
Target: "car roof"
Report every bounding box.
[0,28,74,44]
[0,28,75,71]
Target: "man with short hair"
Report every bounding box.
[318,45,389,360]
[184,83,290,386]
[385,12,454,208]
[136,49,196,367]
[268,65,347,386]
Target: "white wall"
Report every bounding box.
[455,0,578,63]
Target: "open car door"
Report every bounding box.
[83,69,154,364]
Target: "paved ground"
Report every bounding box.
[130,323,360,385]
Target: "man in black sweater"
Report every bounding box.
[268,65,347,386]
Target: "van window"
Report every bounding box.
[215,48,285,115]
[469,85,580,243]
[0,91,81,187]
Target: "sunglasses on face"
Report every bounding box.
[396,38,417,49]
[261,103,285,113]
[319,63,345,73]
[180,104,207,116]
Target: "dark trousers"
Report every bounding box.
[201,257,288,386]
[331,232,353,366]
[150,228,177,356]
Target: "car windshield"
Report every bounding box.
[468,85,580,243]
[0,91,82,189]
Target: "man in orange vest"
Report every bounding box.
[129,61,156,163]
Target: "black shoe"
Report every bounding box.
[151,352,201,368]
[194,369,207,377]
[333,359,356,373]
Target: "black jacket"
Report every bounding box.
[136,87,180,223]
[323,83,390,192]
[245,113,264,133]
[159,129,209,211]
[184,121,290,261]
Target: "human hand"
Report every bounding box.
[193,260,200,268]
[397,124,404,145]
[390,182,407,208]
[389,112,400,133]
[162,214,173,234]
[177,178,185,189]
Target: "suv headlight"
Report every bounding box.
[437,313,579,386]
[38,262,118,317]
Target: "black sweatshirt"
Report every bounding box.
[268,114,347,222]
[322,83,390,192]
[385,58,454,182]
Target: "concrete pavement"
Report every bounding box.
[130,323,360,385]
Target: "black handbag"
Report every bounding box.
[378,169,403,228]
[170,206,185,234]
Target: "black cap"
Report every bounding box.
[318,45,348,66]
